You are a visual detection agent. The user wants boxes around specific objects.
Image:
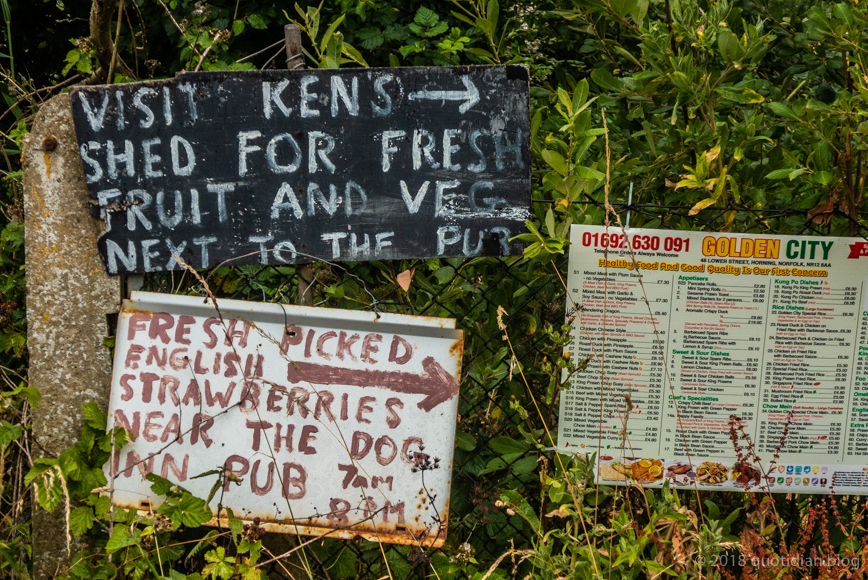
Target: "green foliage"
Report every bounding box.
[62,39,94,75]
[286,3,368,68]
[6,0,868,578]
[17,399,268,579]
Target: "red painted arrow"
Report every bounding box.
[286,356,459,412]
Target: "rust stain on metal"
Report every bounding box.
[206,516,448,548]
[449,334,465,359]
[109,498,450,548]
[41,136,58,151]
[121,306,155,316]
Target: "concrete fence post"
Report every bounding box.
[22,93,121,579]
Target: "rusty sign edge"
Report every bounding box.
[127,291,458,331]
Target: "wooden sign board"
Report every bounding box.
[68,66,531,274]
[107,292,464,546]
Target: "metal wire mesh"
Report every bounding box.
[137,198,867,579]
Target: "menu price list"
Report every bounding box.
[558,225,868,494]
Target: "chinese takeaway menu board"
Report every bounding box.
[559,225,868,494]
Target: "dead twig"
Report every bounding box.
[106,0,126,83]
[194,31,223,72]
[158,0,202,66]
[252,508,388,570]
[86,0,134,84]
[236,39,285,63]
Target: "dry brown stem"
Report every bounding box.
[86,0,135,84]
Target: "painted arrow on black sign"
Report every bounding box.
[286,356,459,412]
[408,77,480,113]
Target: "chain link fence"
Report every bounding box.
[137,198,865,579]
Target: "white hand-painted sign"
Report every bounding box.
[106,291,464,547]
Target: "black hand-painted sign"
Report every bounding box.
[68,66,531,274]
